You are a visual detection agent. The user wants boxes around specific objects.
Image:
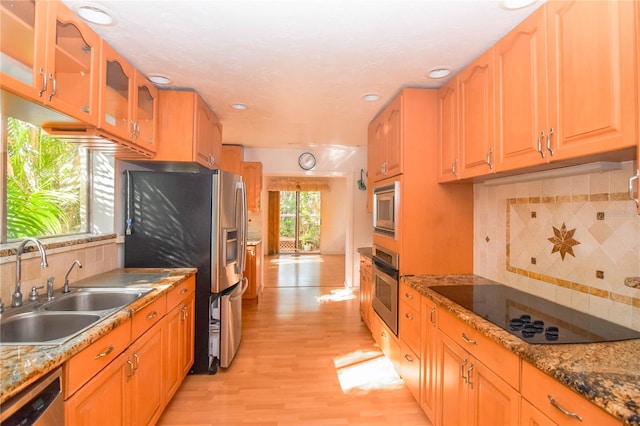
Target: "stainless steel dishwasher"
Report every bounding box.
[0,367,63,425]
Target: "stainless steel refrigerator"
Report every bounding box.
[123,169,248,374]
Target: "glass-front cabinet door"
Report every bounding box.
[0,1,99,124]
[133,71,157,152]
[99,40,133,141]
[0,0,47,100]
[48,1,99,124]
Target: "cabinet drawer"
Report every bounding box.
[399,339,420,402]
[398,302,420,354]
[439,309,519,389]
[521,362,618,425]
[399,281,420,312]
[166,276,196,309]
[64,319,131,398]
[132,295,166,341]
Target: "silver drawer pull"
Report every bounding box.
[404,292,414,300]
[94,344,114,359]
[548,395,583,421]
[404,312,414,320]
[404,354,414,363]
[461,332,478,345]
[180,288,188,295]
[146,311,158,320]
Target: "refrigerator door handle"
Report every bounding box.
[236,181,248,273]
[229,277,249,302]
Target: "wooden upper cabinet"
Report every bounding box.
[459,48,495,178]
[546,0,637,160]
[133,70,158,153]
[155,90,222,169]
[494,5,548,172]
[242,161,263,212]
[221,145,243,174]
[496,1,637,172]
[369,94,403,182]
[0,0,100,124]
[635,1,640,215]
[437,77,459,182]
[99,40,134,141]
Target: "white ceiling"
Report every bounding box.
[62,0,543,150]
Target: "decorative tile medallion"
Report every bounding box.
[548,223,580,260]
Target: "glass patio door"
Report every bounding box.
[279,191,320,253]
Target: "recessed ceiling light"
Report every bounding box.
[362,94,380,102]
[76,5,114,25]
[148,75,171,85]
[231,103,248,111]
[427,68,451,79]
[498,0,538,10]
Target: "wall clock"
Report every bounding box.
[298,152,316,170]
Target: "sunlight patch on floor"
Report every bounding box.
[334,348,404,394]
[315,288,356,303]
[270,255,324,265]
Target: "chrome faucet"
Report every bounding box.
[12,238,48,307]
[63,260,83,293]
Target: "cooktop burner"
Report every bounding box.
[429,284,640,344]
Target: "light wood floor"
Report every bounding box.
[158,254,429,425]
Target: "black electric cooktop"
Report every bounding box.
[430,284,640,344]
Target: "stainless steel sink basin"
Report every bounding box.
[0,312,102,345]
[42,289,150,312]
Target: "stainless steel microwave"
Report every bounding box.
[373,181,399,238]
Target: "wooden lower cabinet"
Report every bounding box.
[65,278,196,425]
[129,321,165,426]
[242,242,263,303]
[359,255,373,329]
[420,296,438,424]
[521,361,618,425]
[370,312,400,373]
[521,398,557,426]
[438,332,519,426]
[65,351,130,425]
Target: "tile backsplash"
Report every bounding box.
[474,161,640,331]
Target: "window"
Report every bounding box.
[2,116,89,242]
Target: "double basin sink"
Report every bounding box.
[0,272,171,346]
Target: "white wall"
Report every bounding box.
[244,146,372,287]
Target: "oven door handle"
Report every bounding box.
[372,256,399,280]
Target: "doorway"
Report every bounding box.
[268,190,321,254]
[279,190,321,254]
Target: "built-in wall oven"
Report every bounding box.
[371,245,400,335]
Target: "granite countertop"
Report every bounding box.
[0,267,196,405]
[402,274,640,425]
[247,238,262,245]
[357,247,372,259]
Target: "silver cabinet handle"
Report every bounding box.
[47,73,56,101]
[404,312,414,320]
[38,68,47,97]
[130,120,137,139]
[180,288,188,295]
[132,353,140,371]
[461,333,478,345]
[546,128,554,156]
[548,395,583,422]
[629,170,639,207]
[404,292,414,300]
[404,354,414,363]
[146,311,158,320]
[430,307,436,326]
[461,359,468,383]
[181,305,188,321]
[126,359,134,379]
[94,344,114,360]
[537,130,545,158]
[452,159,458,176]
[486,147,493,170]
[467,364,474,389]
